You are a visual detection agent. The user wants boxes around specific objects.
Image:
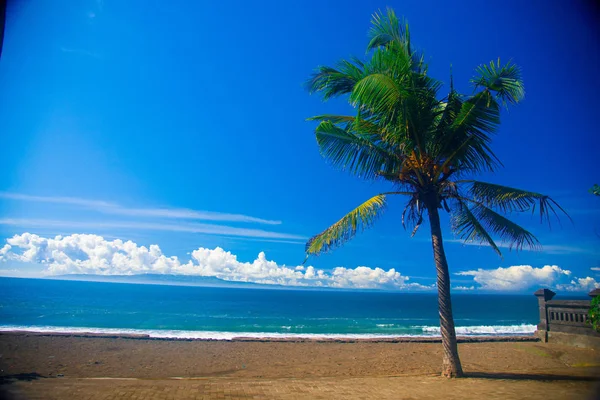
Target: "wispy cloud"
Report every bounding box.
[446,239,592,255]
[214,236,306,245]
[533,244,593,255]
[0,192,281,225]
[105,207,282,225]
[0,218,305,241]
[60,47,103,60]
[0,192,116,208]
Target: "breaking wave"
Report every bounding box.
[420,324,537,336]
[0,323,537,339]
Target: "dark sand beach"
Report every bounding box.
[1,332,599,399]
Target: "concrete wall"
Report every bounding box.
[534,288,600,349]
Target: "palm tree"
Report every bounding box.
[304,9,568,378]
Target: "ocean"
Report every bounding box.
[0,277,539,339]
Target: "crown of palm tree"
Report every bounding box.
[305,9,568,259]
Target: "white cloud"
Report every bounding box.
[0,233,180,276]
[0,233,426,290]
[556,277,600,292]
[328,266,432,290]
[591,267,600,272]
[330,266,405,289]
[456,265,571,291]
[0,192,281,225]
[173,247,325,286]
[453,286,475,291]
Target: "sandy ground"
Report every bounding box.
[1,332,599,399]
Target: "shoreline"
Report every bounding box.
[0,330,539,343]
[0,321,539,341]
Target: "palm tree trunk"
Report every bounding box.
[427,204,464,378]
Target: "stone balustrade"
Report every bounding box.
[534,288,600,348]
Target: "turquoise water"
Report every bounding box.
[0,277,539,339]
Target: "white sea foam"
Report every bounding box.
[0,325,408,340]
[0,324,537,340]
[419,324,537,335]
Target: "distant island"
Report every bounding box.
[46,273,326,291]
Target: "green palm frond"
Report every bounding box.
[366,31,413,73]
[313,120,400,179]
[308,114,382,137]
[433,86,462,135]
[452,199,541,255]
[471,59,525,107]
[366,9,427,74]
[466,181,570,224]
[306,194,388,255]
[431,73,501,179]
[367,8,408,51]
[309,114,396,151]
[440,90,502,172]
[350,60,441,158]
[350,73,408,113]
[306,57,366,100]
[428,86,461,164]
[451,201,501,256]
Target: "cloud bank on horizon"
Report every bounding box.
[0,233,426,290]
[455,265,599,293]
[0,233,598,293]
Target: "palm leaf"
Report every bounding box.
[366,9,426,74]
[312,120,400,179]
[452,199,541,255]
[433,85,462,137]
[306,194,388,255]
[451,201,502,256]
[309,114,396,151]
[367,8,407,51]
[306,57,366,100]
[471,59,524,107]
[349,66,440,162]
[350,73,407,113]
[438,90,502,173]
[308,114,377,130]
[466,181,570,224]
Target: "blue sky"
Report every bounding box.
[0,0,599,293]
